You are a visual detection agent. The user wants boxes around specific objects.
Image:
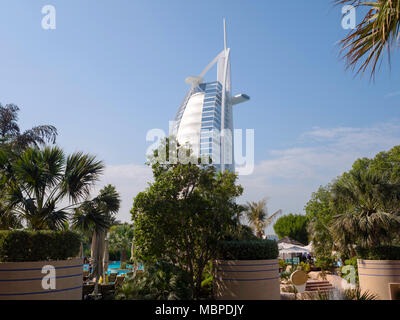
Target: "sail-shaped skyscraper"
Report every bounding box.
[172,20,249,172]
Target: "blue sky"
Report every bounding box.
[1,1,400,231]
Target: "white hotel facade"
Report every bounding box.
[172,20,250,172]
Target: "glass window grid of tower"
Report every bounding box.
[199,82,223,168]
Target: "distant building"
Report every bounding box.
[172,19,249,172]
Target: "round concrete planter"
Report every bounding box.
[0,258,83,300]
[358,259,400,300]
[214,259,280,300]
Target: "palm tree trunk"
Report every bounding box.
[92,229,105,298]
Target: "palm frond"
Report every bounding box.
[337,0,400,78]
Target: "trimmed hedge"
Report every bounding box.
[356,245,400,260]
[216,240,279,260]
[0,230,81,262]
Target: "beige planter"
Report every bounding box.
[214,259,280,300]
[0,258,83,300]
[358,259,400,300]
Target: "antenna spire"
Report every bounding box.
[223,18,227,51]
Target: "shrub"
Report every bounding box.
[279,259,287,269]
[299,261,311,273]
[216,240,279,260]
[315,253,336,271]
[341,257,359,284]
[115,260,193,300]
[356,245,400,260]
[0,230,81,262]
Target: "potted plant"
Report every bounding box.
[0,230,82,300]
[355,246,400,300]
[214,240,280,300]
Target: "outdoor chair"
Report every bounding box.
[109,272,117,283]
[114,275,125,288]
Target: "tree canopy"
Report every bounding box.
[131,142,243,299]
[273,213,309,245]
[0,103,57,149]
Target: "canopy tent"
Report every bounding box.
[280,246,310,254]
[303,242,313,252]
[277,237,305,247]
[278,244,311,260]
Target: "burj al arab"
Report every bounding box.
[172,20,250,172]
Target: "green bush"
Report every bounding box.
[279,259,287,269]
[341,257,359,284]
[315,253,336,271]
[356,245,400,260]
[115,260,193,300]
[0,230,81,262]
[299,261,311,272]
[216,240,279,260]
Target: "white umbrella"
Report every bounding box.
[278,242,298,250]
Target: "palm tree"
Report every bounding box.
[108,223,134,263]
[245,198,282,239]
[0,146,104,230]
[0,103,57,149]
[0,199,22,230]
[336,0,400,77]
[72,185,120,294]
[330,170,400,250]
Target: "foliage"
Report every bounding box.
[342,287,378,300]
[279,259,287,270]
[72,185,120,234]
[109,248,131,262]
[200,261,214,299]
[216,240,279,261]
[280,268,295,281]
[299,261,311,273]
[0,103,57,149]
[0,229,80,262]
[223,224,258,242]
[356,245,400,260]
[244,198,282,239]
[72,184,121,281]
[273,213,309,245]
[341,256,359,284]
[305,185,337,265]
[315,253,336,271]
[306,146,400,262]
[115,261,193,300]
[330,169,400,250]
[0,146,104,230]
[336,0,400,78]
[131,140,243,299]
[108,223,134,262]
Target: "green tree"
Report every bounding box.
[0,103,57,149]
[131,145,243,299]
[273,214,309,245]
[305,185,337,268]
[108,223,134,263]
[330,169,400,250]
[72,184,121,294]
[244,198,282,239]
[0,146,104,230]
[336,0,400,78]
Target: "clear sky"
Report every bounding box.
[1,1,400,233]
